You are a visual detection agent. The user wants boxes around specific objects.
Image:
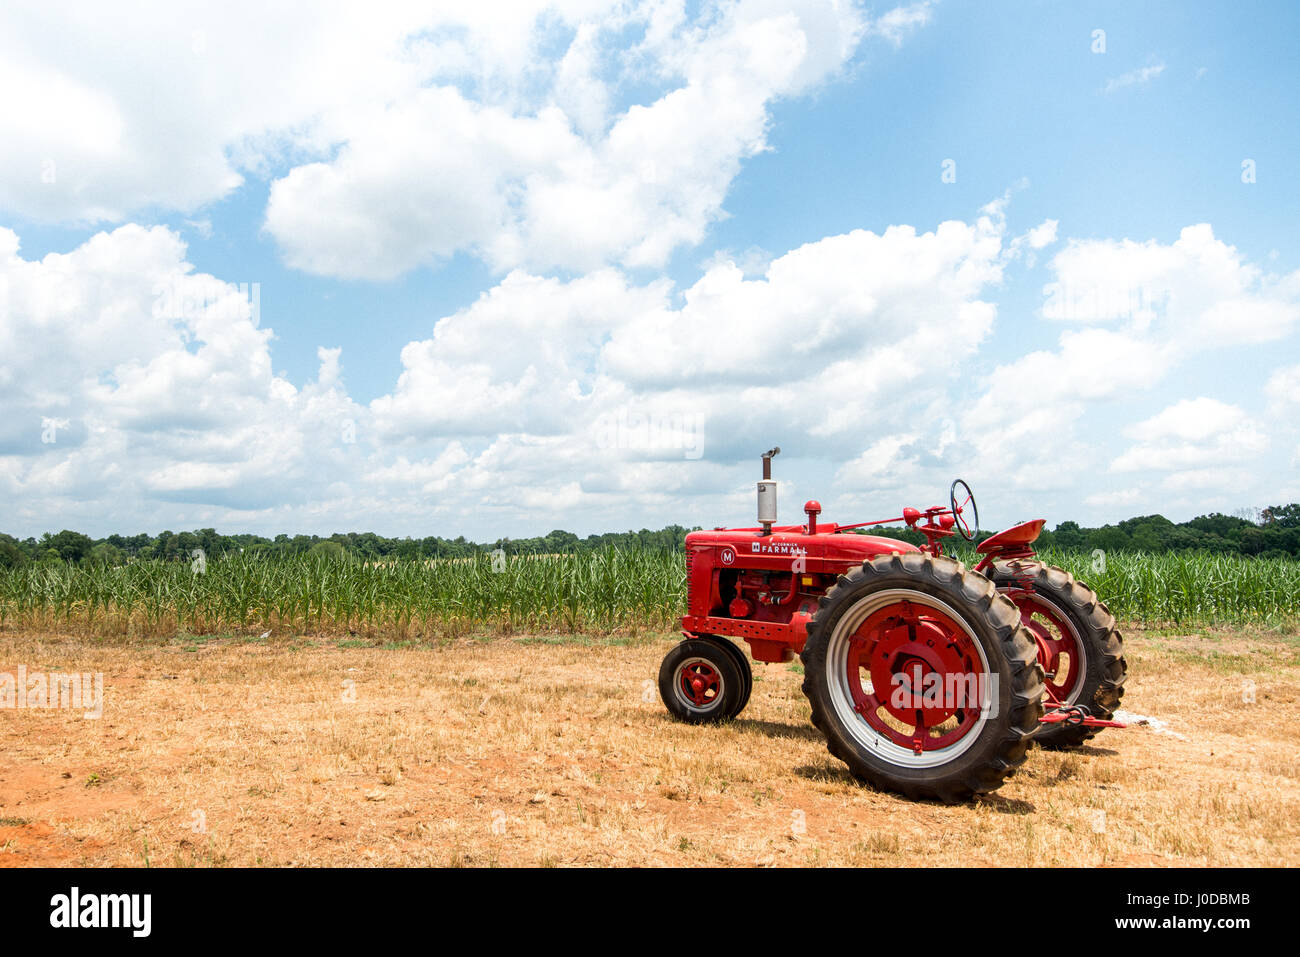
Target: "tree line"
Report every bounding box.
[1,505,1298,568]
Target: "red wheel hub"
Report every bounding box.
[678,659,722,708]
[844,600,986,754]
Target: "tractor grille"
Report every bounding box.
[683,547,695,614]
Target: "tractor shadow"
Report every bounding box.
[730,717,825,743]
[974,794,1036,815]
[1061,745,1120,758]
[789,763,1039,811]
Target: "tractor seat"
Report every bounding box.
[976,519,1046,555]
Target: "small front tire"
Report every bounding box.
[696,635,753,717]
[659,639,745,724]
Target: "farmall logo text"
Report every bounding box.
[751,542,805,556]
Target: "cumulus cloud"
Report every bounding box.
[0,0,942,284]
[1265,363,1300,416]
[0,1,904,275]
[959,224,1300,499]
[1040,224,1300,344]
[1,208,1296,536]
[354,209,1009,529]
[0,207,1011,534]
[264,0,872,277]
[371,213,1007,482]
[0,0,439,223]
[0,225,364,527]
[1110,398,1267,473]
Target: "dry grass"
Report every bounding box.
[0,623,1297,867]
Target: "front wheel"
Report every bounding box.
[697,635,753,717]
[659,639,746,724]
[801,553,1044,802]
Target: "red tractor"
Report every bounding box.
[658,448,1127,802]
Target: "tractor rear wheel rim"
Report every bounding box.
[826,589,992,769]
[1006,591,1085,705]
[675,657,724,713]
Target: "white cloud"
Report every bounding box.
[1025,219,1058,249]
[871,1,934,46]
[1266,363,1300,415]
[959,223,1299,505]
[0,1,884,253]
[1083,487,1144,509]
[1040,225,1300,344]
[0,2,939,282]
[0,208,1011,535]
[264,1,873,277]
[367,211,1007,500]
[0,1,440,223]
[1103,61,1166,94]
[837,432,923,486]
[1161,467,1252,491]
[361,209,1006,527]
[1005,216,1056,265]
[1126,396,1253,444]
[0,224,364,522]
[1,208,1292,537]
[961,327,1175,489]
[1110,398,1267,473]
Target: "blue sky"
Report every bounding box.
[1,0,1297,540]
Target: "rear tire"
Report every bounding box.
[659,639,745,724]
[991,562,1126,749]
[801,552,1044,802]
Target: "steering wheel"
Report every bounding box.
[949,479,978,541]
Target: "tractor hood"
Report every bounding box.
[686,525,920,575]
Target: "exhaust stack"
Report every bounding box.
[758,447,780,535]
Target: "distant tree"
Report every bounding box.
[1051,520,1085,549]
[1186,513,1252,539]
[1239,527,1265,556]
[41,530,95,563]
[0,537,25,568]
[89,542,126,566]
[308,540,347,561]
[1263,504,1300,528]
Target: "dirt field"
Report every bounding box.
[1,624,1297,867]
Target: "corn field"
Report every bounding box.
[0,549,685,641]
[1030,547,1300,625]
[0,547,1296,641]
[948,544,1300,624]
